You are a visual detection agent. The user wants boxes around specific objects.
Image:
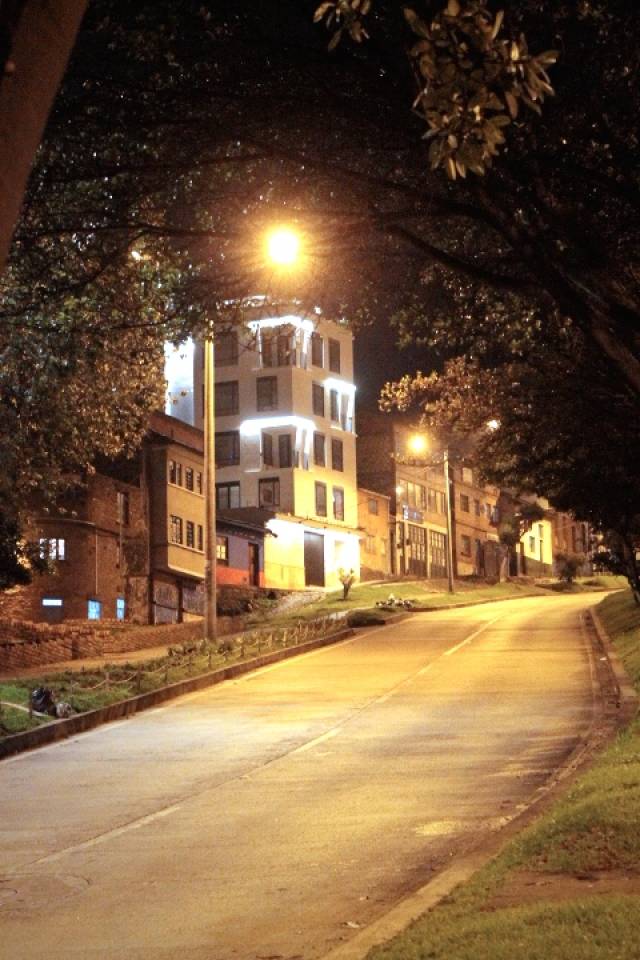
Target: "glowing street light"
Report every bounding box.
[266,226,301,267]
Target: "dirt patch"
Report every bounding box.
[486,868,640,910]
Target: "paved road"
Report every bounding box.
[0,594,599,960]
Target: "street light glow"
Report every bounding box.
[408,434,428,456]
[266,227,300,266]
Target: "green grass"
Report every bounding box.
[255,578,549,626]
[368,588,640,960]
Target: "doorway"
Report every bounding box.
[304,532,325,587]
[248,542,260,587]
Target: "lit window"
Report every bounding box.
[314,432,326,466]
[259,477,280,507]
[328,338,341,374]
[216,380,239,415]
[216,482,240,509]
[331,438,344,471]
[88,599,102,620]
[215,330,238,367]
[216,536,229,565]
[311,332,323,367]
[168,460,182,485]
[39,538,66,560]
[278,434,293,468]
[116,597,126,621]
[315,482,327,517]
[42,597,63,608]
[257,376,278,411]
[170,515,183,544]
[312,382,325,417]
[215,431,240,467]
[117,491,130,525]
[263,432,274,466]
[330,389,339,423]
[333,486,345,521]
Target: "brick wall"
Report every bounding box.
[0,615,245,673]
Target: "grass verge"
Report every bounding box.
[368,588,640,960]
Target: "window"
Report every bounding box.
[277,333,295,366]
[170,515,183,544]
[196,472,203,494]
[364,533,376,554]
[529,535,536,552]
[215,330,238,366]
[381,538,387,556]
[315,482,327,517]
[168,459,178,484]
[186,521,195,548]
[311,332,323,367]
[42,597,63,608]
[462,466,473,484]
[39,537,66,560]
[262,432,274,466]
[215,431,240,467]
[117,491,130,526]
[259,477,280,507]
[328,338,341,373]
[185,468,194,492]
[486,502,493,521]
[216,380,239,415]
[333,486,345,521]
[427,488,437,513]
[438,491,446,513]
[312,382,325,417]
[278,433,293,468]
[329,389,339,422]
[216,482,240,509]
[429,530,447,578]
[257,376,278,411]
[331,438,344,471]
[116,597,126,621]
[197,525,204,551]
[460,494,470,512]
[396,479,408,504]
[313,432,326,466]
[368,497,378,515]
[474,499,481,517]
[461,534,472,557]
[88,599,102,620]
[216,536,229,565]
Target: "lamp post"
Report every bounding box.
[408,434,454,594]
[203,335,217,644]
[203,225,302,643]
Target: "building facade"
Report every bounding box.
[165,306,361,590]
[357,487,391,580]
[357,415,450,579]
[450,464,501,577]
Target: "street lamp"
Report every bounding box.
[203,226,303,644]
[408,433,455,594]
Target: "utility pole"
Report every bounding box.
[204,337,217,644]
[443,447,455,594]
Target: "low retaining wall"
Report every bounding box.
[0,616,246,673]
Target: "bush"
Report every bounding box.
[347,610,386,627]
[555,551,586,583]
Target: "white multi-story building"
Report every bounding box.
[165,304,360,590]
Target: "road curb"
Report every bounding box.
[590,605,639,724]
[0,627,353,761]
[319,597,639,960]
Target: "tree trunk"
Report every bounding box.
[0,0,88,271]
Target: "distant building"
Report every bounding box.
[165,305,361,590]
[357,414,449,579]
[450,463,500,577]
[357,488,391,580]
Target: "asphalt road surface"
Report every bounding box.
[1,593,600,960]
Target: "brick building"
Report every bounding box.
[357,488,391,580]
